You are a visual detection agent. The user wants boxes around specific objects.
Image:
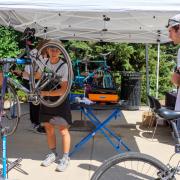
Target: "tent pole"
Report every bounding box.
[145,44,150,104]
[156,42,160,98]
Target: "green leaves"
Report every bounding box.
[0,26,177,103]
[0,26,20,58]
[65,40,177,103]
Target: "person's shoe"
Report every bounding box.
[41,153,56,167]
[32,124,46,135]
[35,125,46,134]
[55,157,70,172]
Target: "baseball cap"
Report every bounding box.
[166,14,180,28]
[48,45,58,49]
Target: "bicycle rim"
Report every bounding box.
[0,83,20,136]
[91,152,167,180]
[36,41,73,107]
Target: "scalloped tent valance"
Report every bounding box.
[0,0,180,43]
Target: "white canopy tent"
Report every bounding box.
[0,0,179,43]
[0,0,180,98]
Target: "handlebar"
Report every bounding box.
[0,58,31,64]
[99,52,111,59]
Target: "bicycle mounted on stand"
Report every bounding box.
[0,27,73,179]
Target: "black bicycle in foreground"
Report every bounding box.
[91,109,180,179]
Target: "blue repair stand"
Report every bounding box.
[70,103,130,156]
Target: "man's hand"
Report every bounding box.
[13,70,22,76]
[40,90,63,97]
[40,81,67,97]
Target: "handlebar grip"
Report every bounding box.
[16,58,31,64]
[0,58,16,64]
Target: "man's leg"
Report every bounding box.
[44,123,56,150]
[41,123,57,167]
[56,126,71,172]
[59,126,71,153]
[29,102,40,125]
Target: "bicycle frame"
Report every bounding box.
[0,57,50,179]
[2,56,56,105]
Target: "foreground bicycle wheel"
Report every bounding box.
[91,152,168,180]
[0,83,20,136]
[35,41,73,108]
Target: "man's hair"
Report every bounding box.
[172,24,180,32]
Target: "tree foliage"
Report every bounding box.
[64,40,180,103]
[0,26,20,58]
[0,26,179,104]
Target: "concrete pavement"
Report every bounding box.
[3,103,180,180]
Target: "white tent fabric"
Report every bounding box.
[0,0,179,43]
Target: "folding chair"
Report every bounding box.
[147,95,156,128]
[148,95,167,140]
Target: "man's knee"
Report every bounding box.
[44,123,55,134]
[59,127,69,136]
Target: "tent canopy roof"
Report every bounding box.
[0,0,180,43]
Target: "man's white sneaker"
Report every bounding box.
[41,153,56,167]
[55,157,70,172]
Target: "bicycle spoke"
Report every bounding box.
[0,84,20,136]
[36,41,73,107]
[99,161,159,179]
[91,153,167,180]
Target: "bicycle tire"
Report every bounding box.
[0,83,20,136]
[91,152,169,180]
[36,41,73,107]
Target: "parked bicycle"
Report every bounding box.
[91,113,180,179]
[83,52,114,89]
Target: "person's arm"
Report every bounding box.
[13,69,29,80]
[177,49,180,71]
[40,81,68,96]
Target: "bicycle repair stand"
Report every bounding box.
[0,127,28,179]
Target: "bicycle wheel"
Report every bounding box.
[91,152,168,180]
[0,83,20,136]
[35,41,73,107]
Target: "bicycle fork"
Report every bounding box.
[0,65,8,179]
[2,131,7,179]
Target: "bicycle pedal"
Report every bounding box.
[175,144,180,153]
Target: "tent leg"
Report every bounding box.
[156,42,160,99]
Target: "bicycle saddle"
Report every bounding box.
[157,108,180,120]
[81,58,90,64]
[99,52,111,58]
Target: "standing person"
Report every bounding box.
[39,42,72,172]
[22,69,45,134]
[22,40,50,134]
[13,40,48,134]
[167,14,180,132]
